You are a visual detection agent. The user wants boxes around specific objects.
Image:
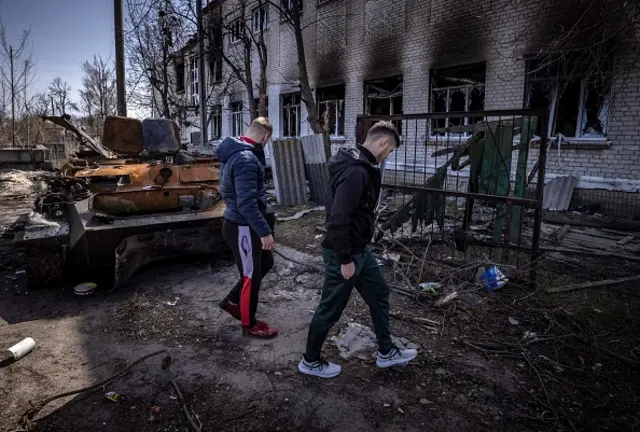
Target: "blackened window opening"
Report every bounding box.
[364,76,403,136]
[317,84,345,138]
[430,62,486,135]
[282,93,301,137]
[524,58,610,138]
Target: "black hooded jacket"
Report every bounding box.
[321,146,381,264]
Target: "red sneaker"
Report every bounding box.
[243,321,279,338]
[219,299,241,320]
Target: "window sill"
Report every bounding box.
[330,136,346,144]
[531,136,611,150]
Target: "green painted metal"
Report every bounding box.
[509,118,537,243]
[485,125,514,243]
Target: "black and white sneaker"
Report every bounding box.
[298,357,341,378]
[376,346,418,368]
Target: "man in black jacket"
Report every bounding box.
[298,121,418,378]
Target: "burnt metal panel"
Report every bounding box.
[103,116,144,156]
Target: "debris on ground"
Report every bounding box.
[331,322,418,360]
[276,206,324,222]
[1,337,36,366]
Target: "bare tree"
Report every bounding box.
[125,0,191,120]
[78,54,116,135]
[203,0,269,120]
[31,91,52,116]
[0,21,35,147]
[275,0,330,157]
[49,77,76,116]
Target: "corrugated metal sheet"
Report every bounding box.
[271,138,307,206]
[543,175,579,211]
[300,134,329,205]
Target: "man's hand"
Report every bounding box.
[341,262,355,280]
[261,235,275,250]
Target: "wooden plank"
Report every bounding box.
[540,246,640,262]
[545,274,640,293]
[543,212,640,232]
[618,235,635,245]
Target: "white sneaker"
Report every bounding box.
[376,347,418,368]
[298,357,341,378]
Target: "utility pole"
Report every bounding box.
[10,46,15,147]
[114,0,127,116]
[25,69,29,147]
[196,0,207,142]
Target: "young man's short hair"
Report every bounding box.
[365,121,401,148]
[250,117,273,134]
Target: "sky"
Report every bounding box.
[0,0,115,102]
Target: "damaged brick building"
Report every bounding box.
[172,0,640,214]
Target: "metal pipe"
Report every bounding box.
[530,112,549,284]
[114,0,127,116]
[196,0,207,142]
[380,183,539,208]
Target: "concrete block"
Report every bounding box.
[103,116,144,156]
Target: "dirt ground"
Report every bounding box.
[1,211,640,432]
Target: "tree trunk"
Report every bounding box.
[290,0,331,160]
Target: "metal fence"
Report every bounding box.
[357,109,548,281]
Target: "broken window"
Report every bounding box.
[174,57,185,93]
[364,76,403,136]
[231,101,244,136]
[525,58,610,138]
[209,105,222,141]
[251,5,269,32]
[282,93,301,137]
[430,62,486,135]
[190,57,199,107]
[317,85,345,138]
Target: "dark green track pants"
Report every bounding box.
[304,248,393,361]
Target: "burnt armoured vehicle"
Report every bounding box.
[15,115,275,290]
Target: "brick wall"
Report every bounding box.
[177,0,640,185]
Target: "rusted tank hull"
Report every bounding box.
[65,198,229,288]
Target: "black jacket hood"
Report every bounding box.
[328,147,377,178]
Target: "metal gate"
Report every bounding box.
[357,109,548,281]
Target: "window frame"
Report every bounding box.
[230,18,243,43]
[281,92,301,138]
[209,105,223,141]
[251,5,270,32]
[231,101,244,137]
[190,56,199,107]
[317,85,345,139]
[429,63,486,137]
[363,76,404,137]
[524,60,610,141]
